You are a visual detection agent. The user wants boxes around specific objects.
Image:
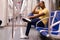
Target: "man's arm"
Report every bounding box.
[32,4,39,14]
[28,13,45,19]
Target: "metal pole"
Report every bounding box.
[6,0,8,26]
[12,0,15,38]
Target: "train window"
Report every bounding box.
[37,0,40,9]
[37,0,40,3]
[56,0,60,10]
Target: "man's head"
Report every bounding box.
[39,1,45,9]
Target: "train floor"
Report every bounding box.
[0,19,60,40]
[0,26,41,40]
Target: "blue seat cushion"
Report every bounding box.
[51,32,59,35]
[36,27,56,32]
[40,31,48,37]
[40,30,59,37]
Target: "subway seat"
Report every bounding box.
[35,11,60,39]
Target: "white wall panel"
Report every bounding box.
[0,0,7,26]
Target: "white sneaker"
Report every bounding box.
[20,35,29,39]
[22,18,31,22]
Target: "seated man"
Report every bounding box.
[22,1,49,39]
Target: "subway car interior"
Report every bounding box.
[0,0,60,40]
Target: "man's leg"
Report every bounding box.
[21,13,34,39]
[25,22,31,36]
[23,13,34,36]
[22,13,33,22]
[22,18,45,39]
[25,18,40,36]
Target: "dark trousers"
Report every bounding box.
[25,13,45,36]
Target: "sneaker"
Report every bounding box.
[20,35,29,39]
[22,18,31,22]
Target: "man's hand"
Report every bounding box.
[32,3,40,14]
[36,3,40,7]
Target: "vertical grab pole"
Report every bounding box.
[6,0,8,26]
[48,0,52,39]
[48,0,54,40]
[12,0,15,39]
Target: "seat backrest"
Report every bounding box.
[54,11,60,23]
[50,11,54,25]
[50,11,60,31]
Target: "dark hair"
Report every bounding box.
[41,1,45,5]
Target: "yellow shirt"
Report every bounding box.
[39,8,49,25]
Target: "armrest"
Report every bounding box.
[36,16,53,27]
[50,21,60,28]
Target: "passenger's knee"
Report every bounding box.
[28,13,34,16]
